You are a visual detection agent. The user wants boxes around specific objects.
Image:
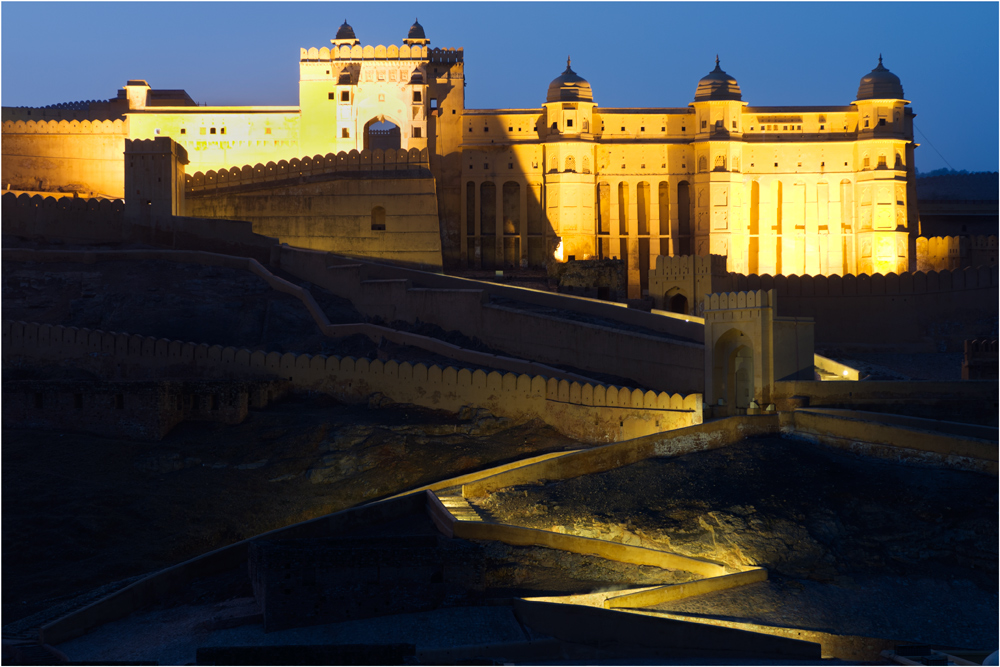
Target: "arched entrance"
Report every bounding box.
[665,288,689,315]
[364,118,401,152]
[711,328,756,416]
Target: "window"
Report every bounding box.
[715,120,723,129]
[863,156,870,168]
[877,155,887,168]
[508,163,513,169]
[620,126,625,131]
[180,128,186,134]
[640,126,645,132]
[329,92,336,100]
[265,128,271,135]
[567,119,573,127]
[154,128,160,135]
[701,120,707,129]
[819,124,824,130]
[413,91,422,103]
[508,126,513,132]
[210,127,216,135]
[732,121,737,129]
[783,125,787,131]
[878,118,886,126]
[200,127,206,135]
[371,206,386,231]
[484,125,489,132]
[864,119,870,128]
[681,126,686,131]
[412,127,422,138]
[431,98,438,109]
[221,127,226,135]
[341,91,350,102]
[821,162,825,167]
[342,128,349,138]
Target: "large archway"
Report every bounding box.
[363,119,401,152]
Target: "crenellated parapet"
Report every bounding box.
[704,289,774,312]
[184,147,430,194]
[300,44,461,62]
[725,267,999,296]
[3,319,702,443]
[2,191,124,221]
[1,118,126,135]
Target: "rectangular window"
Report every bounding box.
[329,92,336,100]
[621,126,625,131]
[430,98,438,109]
[413,91,422,103]
[210,127,216,135]
[265,128,271,135]
[819,124,824,130]
[412,127,422,138]
[732,121,737,129]
[180,128,186,134]
[701,120,707,129]
[681,126,686,131]
[661,126,665,131]
[342,128,349,138]
[864,119,870,127]
[200,127,206,135]
[341,90,350,102]
[567,119,573,127]
[877,155,887,167]
[878,118,886,126]
[508,126,513,132]
[640,126,645,132]
[220,127,226,135]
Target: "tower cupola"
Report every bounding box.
[694,56,742,102]
[404,18,430,45]
[332,20,359,46]
[546,58,594,103]
[856,55,904,100]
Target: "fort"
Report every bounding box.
[1,18,997,666]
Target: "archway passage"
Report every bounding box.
[711,328,756,417]
[667,292,688,315]
[364,120,400,152]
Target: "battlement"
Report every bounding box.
[2,118,126,135]
[725,267,999,297]
[300,44,462,63]
[652,254,728,277]
[184,148,430,194]
[704,290,775,312]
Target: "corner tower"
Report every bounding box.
[852,56,913,275]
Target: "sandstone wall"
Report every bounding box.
[3,320,702,444]
[1,119,128,197]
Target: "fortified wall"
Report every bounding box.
[962,339,998,380]
[182,147,443,270]
[1,118,128,197]
[916,235,998,272]
[3,320,702,444]
[649,254,999,351]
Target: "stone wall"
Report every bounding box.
[963,339,998,380]
[3,320,703,444]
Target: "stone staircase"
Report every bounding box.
[435,493,491,523]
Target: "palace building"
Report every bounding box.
[1,20,919,295]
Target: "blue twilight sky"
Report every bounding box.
[2,2,997,173]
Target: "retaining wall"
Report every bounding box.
[786,409,997,475]
[462,415,779,498]
[3,320,701,444]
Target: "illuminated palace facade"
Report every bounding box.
[2,20,918,291]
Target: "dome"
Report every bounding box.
[335,20,357,41]
[546,58,593,103]
[856,55,904,100]
[694,57,742,102]
[407,19,426,40]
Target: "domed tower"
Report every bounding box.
[689,57,747,269]
[403,18,429,46]
[543,58,595,137]
[852,56,913,275]
[542,58,598,265]
[332,20,359,47]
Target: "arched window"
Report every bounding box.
[894,153,903,169]
[698,156,707,172]
[565,156,576,172]
[549,155,557,172]
[582,156,591,174]
[714,155,726,171]
[582,118,589,132]
[371,206,386,231]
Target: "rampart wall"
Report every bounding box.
[916,235,998,272]
[713,268,998,351]
[271,246,706,394]
[183,148,431,194]
[1,118,128,197]
[180,148,442,270]
[3,320,702,444]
